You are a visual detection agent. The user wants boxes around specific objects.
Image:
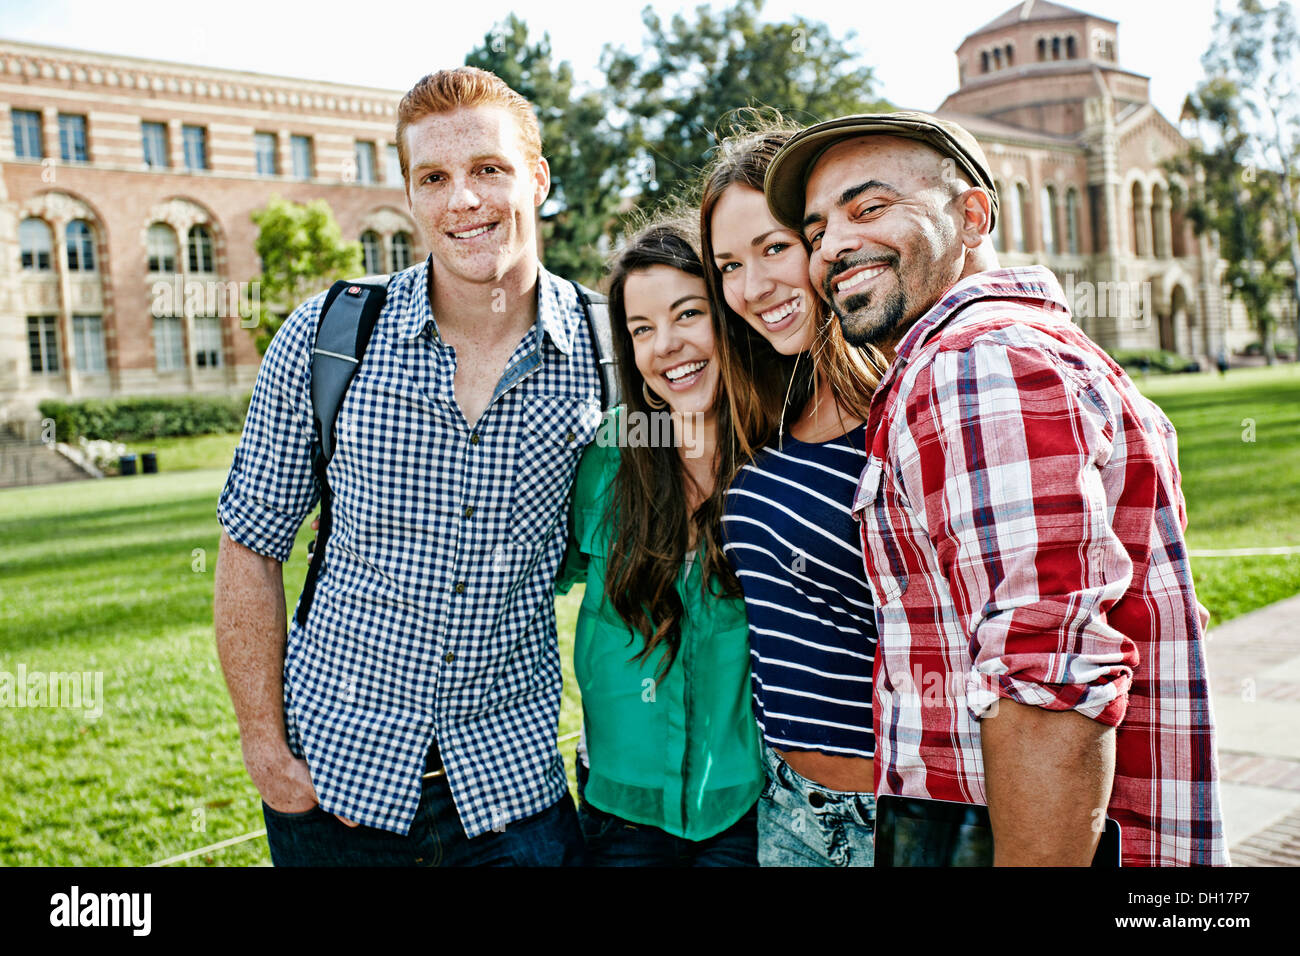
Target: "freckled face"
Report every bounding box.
[404,106,549,286]
[622,265,718,419]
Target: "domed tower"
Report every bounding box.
[934,1,1222,361]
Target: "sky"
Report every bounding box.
[0,0,1218,123]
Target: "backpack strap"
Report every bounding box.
[296,275,391,628]
[571,280,620,409]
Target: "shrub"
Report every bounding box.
[1107,348,1199,374]
[39,394,250,443]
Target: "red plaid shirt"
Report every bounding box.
[852,267,1227,866]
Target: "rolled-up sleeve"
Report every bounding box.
[216,294,325,562]
[902,340,1138,727]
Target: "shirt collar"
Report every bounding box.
[892,265,1070,363]
[394,256,580,354]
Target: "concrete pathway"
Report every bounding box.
[1205,592,1300,866]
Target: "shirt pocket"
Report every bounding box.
[509,394,601,542]
[855,456,908,607]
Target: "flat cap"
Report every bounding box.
[764,110,999,232]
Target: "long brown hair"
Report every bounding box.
[699,121,887,493]
[602,217,743,680]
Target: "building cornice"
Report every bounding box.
[0,37,403,118]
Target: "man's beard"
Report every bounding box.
[824,258,910,348]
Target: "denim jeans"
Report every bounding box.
[578,799,758,867]
[262,768,585,867]
[757,746,876,867]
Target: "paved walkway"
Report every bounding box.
[1205,592,1300,866]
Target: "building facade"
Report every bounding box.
[0,38,422,423]
[938,0,1292,362]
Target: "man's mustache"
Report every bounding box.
[823,254,898,301]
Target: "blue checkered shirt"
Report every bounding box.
[217,257,603,837]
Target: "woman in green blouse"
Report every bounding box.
[557,217,771,866]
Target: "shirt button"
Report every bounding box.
[469,433,480,445]
[463,505,474,518]
[444,651,455,663]
[566,431,575,443]
[808,791,826,809]
[454,581,465,594]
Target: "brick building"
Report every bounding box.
[0,38,420,423]
[935,0,1294,363]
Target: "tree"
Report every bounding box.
[1176,0,1300,362]
[604,0,893,205]
[248,197,363,354]
[466,15,633,286]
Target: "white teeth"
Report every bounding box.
[837,266,884,294]
[452,224,493,239]
[664,360,706,382]
[759,299,799,325]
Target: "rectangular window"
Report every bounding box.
[182,124,208,171]
[385,143,402,185]
[58,114,88,163]
[142,121,168,168]
[73,315,106,373]
[27,316,59,373]
[193,317,223,368]
[353,140,376,184]
[153,316,185,371]
[254,132,277,175]
[291,135,312,180]
[12,109,43,160]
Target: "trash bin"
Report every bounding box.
[142,452,158,474]
[119,454,137,476]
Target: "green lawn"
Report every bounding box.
[1,365,1296,865]
[1137,365,1300,624]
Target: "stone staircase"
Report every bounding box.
[0,425,98,489]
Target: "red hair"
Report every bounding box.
[395,67,541,187]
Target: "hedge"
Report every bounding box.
[1106,348,1200,374]
[39,394,251,443]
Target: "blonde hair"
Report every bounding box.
[395,67,541,187]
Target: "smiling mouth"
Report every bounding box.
[757,296,801,327]
[448,223,497,240]
[662,359,708,389]
[834,263,890,296]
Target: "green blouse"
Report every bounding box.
[557,410,763,841]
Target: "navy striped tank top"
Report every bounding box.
[721,422,877,758]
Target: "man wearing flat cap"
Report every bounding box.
[766,111,1227,867]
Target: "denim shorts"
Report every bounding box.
[757,746,876,867]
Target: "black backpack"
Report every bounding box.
[295,274,618,627]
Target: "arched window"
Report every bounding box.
[19,218,53,271]
[1005,44,1014,66]
[1012,183,1028,252]
[990,181,1005,251]
[1066,36,1077,58]
[1170,186,1189,258]
[188,224,214,273]
[993,48,1003,69]
[390,231,413,272]
[1151,183,1167,258]
[147,224,179,274]
[1065,188,1081,254]
[1052,36,1061,60]
[66,220,96,272]
[361,230,383,274]
[1037,37,1047,60]
[1131,182,1146,256]
[981,51,990,73]
[1041,184,1059,255]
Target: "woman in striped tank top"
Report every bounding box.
[701,123,888,866]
